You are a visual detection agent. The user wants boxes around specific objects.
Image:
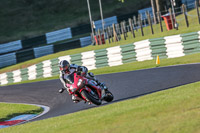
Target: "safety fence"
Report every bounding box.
[0,16,117,55]
[45,28,72,44]
[0,31,200,85]
[0,16,118,68]
[1,0,199,69]
[0,37,92,68]
[0,40,22,55]
[1,0,200,56]
[94,1,200,45]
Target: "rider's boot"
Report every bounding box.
[72,95,82,103]
[59,88,65,93]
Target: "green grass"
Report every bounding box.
[0,0,151,43]
[1,8,200,132]
[0,103,43,122]
[1,80,200,133]
[1,8,200,74]
[4,52,200,86]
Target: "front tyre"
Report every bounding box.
[104,90,114,102]
[81,90,102,105]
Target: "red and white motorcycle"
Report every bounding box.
[59,71,114,105]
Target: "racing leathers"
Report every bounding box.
[59,64,101,103]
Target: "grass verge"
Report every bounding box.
[1,49,200,132]
[1,80,200,133]
[5,52,200,86]
[0,103,43,122]
[0,9,200,74]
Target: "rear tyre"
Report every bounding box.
[104,90,114,102]
[81,90,102,105]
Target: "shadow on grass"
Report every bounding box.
[0,107,43,122]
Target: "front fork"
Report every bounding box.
[86,80,102,99]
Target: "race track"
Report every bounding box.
[0,63,200,121]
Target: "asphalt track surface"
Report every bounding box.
[0,63,200,121]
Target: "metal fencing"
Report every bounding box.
[93,1,200,45]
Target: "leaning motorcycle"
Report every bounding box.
[59,71,114,105]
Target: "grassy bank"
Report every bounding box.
[5,52,200,86]
[0,103,43,122]
[0,0,150,43]
[1,80,200,133]
[1,8,199,74]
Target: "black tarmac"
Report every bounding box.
[0,63,200,121]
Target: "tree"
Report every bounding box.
[119,0,124,3]
[155,0,169,14]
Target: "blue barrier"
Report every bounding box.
[0,53,16,68]
[46,28,72,44]
[0,40,22,54]
[34,45,54,58]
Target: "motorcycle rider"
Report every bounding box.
[58,60,106,103]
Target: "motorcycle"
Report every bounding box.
[59,71,114,105]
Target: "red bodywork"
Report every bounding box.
[66,72,102,102]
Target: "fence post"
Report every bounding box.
[157,11,163,32]
[116,23,121,35]
[98,29,102,45]
[129,18,135,38]
[109,27,114,42]
[106,27,110,44]
[120,22,126,40]
[91,33,95,45]
[138,14,144,36]
[112,24,118,42]
[146,11,154,34]
[115,24,121,41]
[123,21,128,37]
[133,16,138,31]
[182,4,189,27]
[196,0,200,24]
[95,31,99,45]
[116,24,120,42]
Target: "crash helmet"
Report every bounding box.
[59,60,70,72]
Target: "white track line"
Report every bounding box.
[0,102,50,127]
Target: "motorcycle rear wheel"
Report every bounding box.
[81,90,102,105]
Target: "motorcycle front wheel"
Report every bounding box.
[104,90,114,102]
[81,90,102,105]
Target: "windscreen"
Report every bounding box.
[65,73,74,84]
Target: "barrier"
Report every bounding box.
[34,45,54,58]
[1,31,200,85]
[106,46,123,67]
[0,53,17,68]
[181,32,200,55]
[46,28,72,44]
[120,44,137,64]
[94,49,109,68]
[149,38,167,58]
[53,39,81,53]
[16,49,35,63]
[134,39,153,61]
[21,35,47,49]
[80,36,92,47]
[81,51,96,70]
[164,35,185,58]
[0,40,22,54]
[94,16,118,30]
